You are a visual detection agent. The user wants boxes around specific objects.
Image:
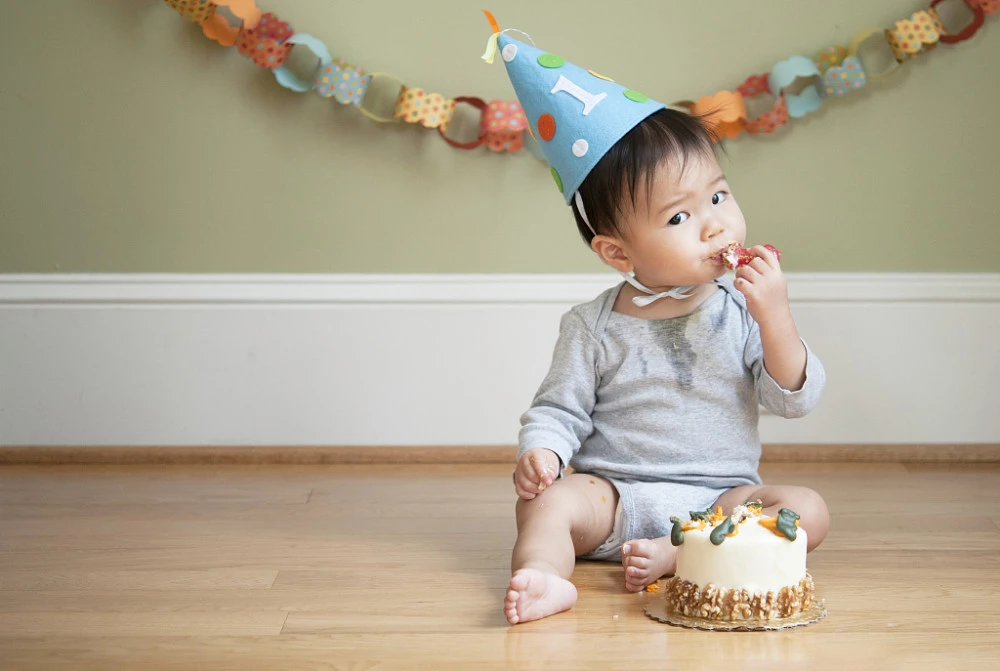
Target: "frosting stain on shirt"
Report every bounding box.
[655,318,697,391]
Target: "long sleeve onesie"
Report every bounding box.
[518,279,825,553]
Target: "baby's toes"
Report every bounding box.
[624,569,651,592]
[624,554,649,571]
[623,539,656,563]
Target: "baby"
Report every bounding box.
[485,32,829,626]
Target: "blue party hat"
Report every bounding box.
[484,21,666,204]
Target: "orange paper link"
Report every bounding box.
[202,0,261,46]
[163,0,216,24]
[886,12,940,61]
[393,88,458,131]
[689,91,746,140]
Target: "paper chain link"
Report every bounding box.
[160,0,994,155]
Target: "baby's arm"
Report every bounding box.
[516,310,600,499]
[734,245,807,390]
[737,246,826,418]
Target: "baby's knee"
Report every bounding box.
[515,482,577,524]
[793,488,829,550]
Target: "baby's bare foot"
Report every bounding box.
[621,537,677,593]
[504,568,578,625]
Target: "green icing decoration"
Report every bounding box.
[537,54,565,69]
[689,509,712,522]
[669,516,685,546]
[775,508,800,541]
[710,516,735,545]
[623,89,649,103]
[550,167,563,192]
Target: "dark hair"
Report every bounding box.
[570,108,720,244]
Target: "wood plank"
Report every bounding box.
[0,612,287,637]
[0,570,278,591]
[0,633,997,670]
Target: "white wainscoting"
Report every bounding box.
[1,273,998,447]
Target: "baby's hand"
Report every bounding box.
[514,449,560,500]
[734,245,792,328]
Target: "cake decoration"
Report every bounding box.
[669,516,685,546]
[709,516,736,545]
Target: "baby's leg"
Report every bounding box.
[713,484,830,551]
[506,474,618,625]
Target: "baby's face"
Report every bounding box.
[618,152,746,290]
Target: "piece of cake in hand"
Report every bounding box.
[716,242,782,270]
[661,502,815,622]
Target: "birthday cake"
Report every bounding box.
[660,502,816,623]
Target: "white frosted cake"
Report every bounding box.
[662,502,815,622]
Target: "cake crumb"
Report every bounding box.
[612,614,619,621]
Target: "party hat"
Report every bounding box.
[483,13,666,204]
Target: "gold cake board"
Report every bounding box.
[644,597,827,632]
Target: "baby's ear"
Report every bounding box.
[590,235,632,273]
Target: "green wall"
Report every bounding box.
[1,0,998,273]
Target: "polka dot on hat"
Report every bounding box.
[537,114,556,142]
[537,54,565,68]
[550,167,563,192]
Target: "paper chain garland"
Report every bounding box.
[161,0,995,153]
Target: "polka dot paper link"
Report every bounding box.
[237,12,293,69]
[737,74,789,135]
[886,11,941,61]
[813,45,849,73]
[820,56,866,97]
[481,100,528,152]
[393,89,458,131]
[163,0,215,24]
[315,59,371,107]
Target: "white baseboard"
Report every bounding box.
[1,273,998,447]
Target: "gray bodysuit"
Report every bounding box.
[518,279,825,560]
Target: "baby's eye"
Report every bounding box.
[712,191,728,205]
[667,212,689,226]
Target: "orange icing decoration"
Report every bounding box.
[758,516,787,538]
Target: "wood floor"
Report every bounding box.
[1,462,998,670]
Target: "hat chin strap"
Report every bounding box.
[574,191,698,308]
